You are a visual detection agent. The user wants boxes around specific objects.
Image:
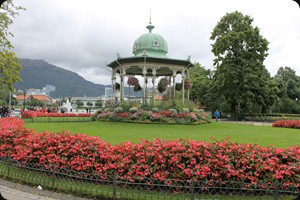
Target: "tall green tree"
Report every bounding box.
[0,1,24,98]
[273,66,300,113]
[210,11,275,119]
[189,63,213,110]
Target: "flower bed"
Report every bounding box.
[272,120,300,129]
[21,110,92,118]
[94,109,211,125]
[1,117,299,189]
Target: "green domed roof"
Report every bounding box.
[132,22,168,58]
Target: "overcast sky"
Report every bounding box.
[8,0,300,85]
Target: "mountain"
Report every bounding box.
[14,59,108,98]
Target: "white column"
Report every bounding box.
[172,70,176,100]
[152,69,156,105]
[181,72,186,105]
[111,71,116,102]
[120,68,125,105]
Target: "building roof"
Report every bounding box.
[16,95,51,101]
[15,95,30,101]
[32,95,50,101]
[107,56,194,76]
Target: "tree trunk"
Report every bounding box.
[230,102,237,121]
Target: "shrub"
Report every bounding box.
[129,107,138,113]
[272,120,300,129]
[114,107,123,113]
[182,108,189,113]
[96,108,211,125]
[169,108,177,115]
[91,110,102,121]
[1,118,299,189]
[151,107,159,112]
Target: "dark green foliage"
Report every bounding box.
[210,11,277,119]
[189,63,213,110]
[0,1,24,99]
[157,77,169,93]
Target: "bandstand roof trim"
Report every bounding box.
[107,56,193,68]
[107,56,194,76]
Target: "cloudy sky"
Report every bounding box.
[8,0,300,85]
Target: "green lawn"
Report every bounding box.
[24,121,300,148]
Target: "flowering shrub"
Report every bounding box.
[157,77,170,93]
[96,109,210,125]
[127,77,139,86]
[150,112,161,121]
[272,120,300,129]
[21,110,38,118]
[184,79,191,90]
[1,117,299,189]
[21,110,92,119]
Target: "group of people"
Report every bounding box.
[0,105,11,118]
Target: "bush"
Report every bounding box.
[114,107,124,113]
[151,107,159,112]
[129,107,138,113]
[272,120,300,129]
[182,108,189,113]
[1,117,299,188]
[91,110,102,121]
[169,108,177,115]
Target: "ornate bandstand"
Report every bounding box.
[107,20,194,105]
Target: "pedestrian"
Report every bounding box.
[214,110,220,122]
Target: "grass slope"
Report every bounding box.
[24,121,300,148]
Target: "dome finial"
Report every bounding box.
[149,8,152,24]
[146,8,154,33]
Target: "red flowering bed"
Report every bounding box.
[21,110,91,118]
[0,117,299,188]
[273,120,300,129]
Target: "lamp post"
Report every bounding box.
[23,90,26,110]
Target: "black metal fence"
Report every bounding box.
[0,157,298,200]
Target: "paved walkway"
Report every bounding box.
[0,179,91,200]
[219,120,273,126]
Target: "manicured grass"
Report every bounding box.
[24,121,300,148]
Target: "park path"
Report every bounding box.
[0,179,90,200]
[219,120,273,126]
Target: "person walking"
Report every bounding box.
[214,110,220,122]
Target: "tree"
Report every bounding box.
[0,1,24,98]
[95,100,103,108]
[273,66,300,113]
[75,100,84,107]
[29,98,44,107]
[86,101,93,107]
[189,63,213,110]
[210,11,275,119]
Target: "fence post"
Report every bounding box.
[113,171,116,200]
[7,163,10,178]
[274,180,279,200]
[51,166,55,190]
[190,179,195,200]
